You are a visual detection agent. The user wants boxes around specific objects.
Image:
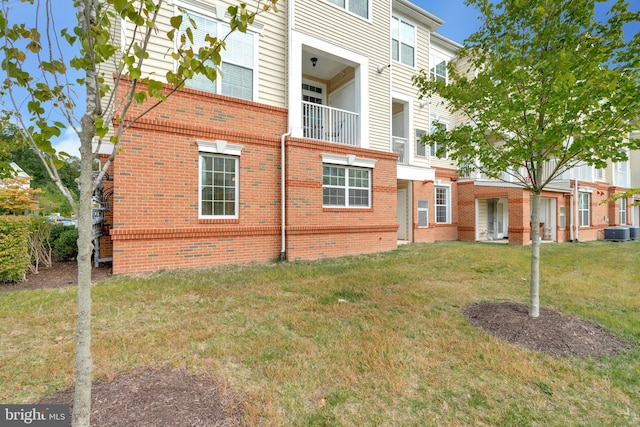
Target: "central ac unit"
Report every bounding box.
[603,226,630,242]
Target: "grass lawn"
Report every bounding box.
[1,241,639,425]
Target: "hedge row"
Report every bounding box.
[0,216,79,283]
[0,216,31,282]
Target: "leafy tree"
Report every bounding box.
[413,0,640,318]
[0,176,41,213]
[12,145,80,215]
[0,0,278,425]
[0,122,25,178]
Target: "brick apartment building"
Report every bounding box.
[96,0,639,274]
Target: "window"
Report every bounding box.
[430,54,447,82]
[435,186,450,223]
[619,198,627,225]
[578,192,590,227]
[180,8,256,100]
[415,128,427,157]
[595,168,605,181]
[418,200,429,227]
[323,165,370,207]
[559,206,566,230]
[326,0,368,19]
[430,119,448,159]
[392,17,415,67]
[200,154,238,217]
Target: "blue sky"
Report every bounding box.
[414,0,640,44]
[413,1,482,43]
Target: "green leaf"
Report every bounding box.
[170,15,183,30]
[133,91,147,104]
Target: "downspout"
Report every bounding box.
[569,191,574,242]
[280,128,291,261]
[574,177,579,242]
[279,0,294,262]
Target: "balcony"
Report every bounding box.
[303,102,358,146]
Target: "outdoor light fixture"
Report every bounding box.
[311,57,318,67]
[377,64,391,73]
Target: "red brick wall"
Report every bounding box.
[107,80,398,273]
[97,154,114,260]
[410,167,460,243]
[284,138,398,261]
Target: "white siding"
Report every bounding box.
[112,0,287,108]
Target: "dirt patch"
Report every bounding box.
[464,301,634,358]
[0,261,112,292]
[37,366,246,427]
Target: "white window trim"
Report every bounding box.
[321,0,372,22]
[430,50,449,83]
[578,192,590,227]
[197,140,244,156]
[392,16,417,68]
[430,117,449,159]
[198,153,240,219]
[619,198,627,225]
[415,128,427,158]
[435,184,451,224]
[418,199,429,228]
[321,153,376,169]
[173,2,260,101]
[321,157,374,208]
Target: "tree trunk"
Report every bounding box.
[72,2,98,424]
[529,189,542,318]
[72,129,94,427]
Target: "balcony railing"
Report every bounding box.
[392,136,408,164]
[302,102,358,146]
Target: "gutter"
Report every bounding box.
[279,0,294,262]
[280,128,291,261]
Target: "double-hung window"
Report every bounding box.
[326,0,369,19]
[198,141,243,218]
[430,53,447,82]
[435,186,450,224]
[619,198,627,225]
[323,166,370,207]
[392,17,415,67]
[415,128,427,157]
[179,7,256,100]
[321,154,376,208]
[418,200,429,227]
[430,119,448,159]
[578,192,590,227]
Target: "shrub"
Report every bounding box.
[54,227,79,261]
[0,216,31,282]
[28,217,53,273]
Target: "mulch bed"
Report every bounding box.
[37,366,246,427]
[0,261,112,292]
[464,301,634,358]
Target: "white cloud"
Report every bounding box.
[53,127,81,159]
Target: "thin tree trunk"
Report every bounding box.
[72,129,94,427]
[72,1,98,424]
[529,189,542,318]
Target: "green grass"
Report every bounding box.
[1,241,639,425]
